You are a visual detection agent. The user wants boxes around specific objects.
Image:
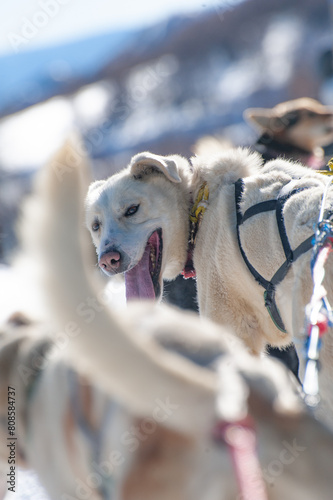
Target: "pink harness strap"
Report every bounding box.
[181,249,196,278]
[214,417,268,500]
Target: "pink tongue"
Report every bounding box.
[125,245,155,301]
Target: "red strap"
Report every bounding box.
[181,268,196,279]
[214,417,268,500]
[181,249,196,279]
[307,313,328,338]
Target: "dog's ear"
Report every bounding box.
[244,107,303,134]
[244,108,286,133]
[243,108,272,130]
[129,152,181,183]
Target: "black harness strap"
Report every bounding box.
[235,189,271,290]
[242,200,278,223]
[276,196,294,262]
[235,178,314,333]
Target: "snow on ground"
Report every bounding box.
[4,469,50,500]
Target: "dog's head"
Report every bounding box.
[244,98,333,152]
[85,152,192,301]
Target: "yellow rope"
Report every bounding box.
[328,158,333,171]
[189,182,209,224]
[316,157,333,175]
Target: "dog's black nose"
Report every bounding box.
[99,251,121,273]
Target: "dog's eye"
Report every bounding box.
[125,204,140,217]
[92,221,100,232]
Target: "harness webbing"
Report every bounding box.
[235,178,314,333]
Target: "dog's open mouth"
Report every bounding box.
[125,229,163,301]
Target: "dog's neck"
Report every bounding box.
[182,183,210,279]
[257,133,312,154]
[255,133,325,168]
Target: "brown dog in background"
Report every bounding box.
[244,97,333,169]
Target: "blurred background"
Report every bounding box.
[0,0,333,265]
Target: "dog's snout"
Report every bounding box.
[99,251,121,273]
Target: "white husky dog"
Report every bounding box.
[85,147,333,417]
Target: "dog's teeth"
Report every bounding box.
[150,246,156,270]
